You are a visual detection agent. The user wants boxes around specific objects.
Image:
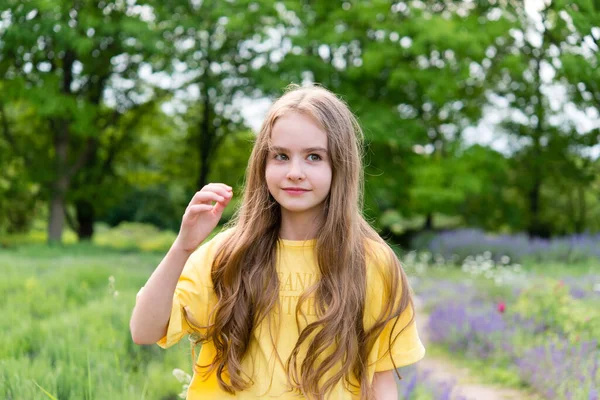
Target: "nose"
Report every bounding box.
[286,158,305,181]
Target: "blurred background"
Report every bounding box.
[1,0,598,399]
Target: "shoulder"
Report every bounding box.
[362,237,405,321]
[363,237,405,298]
[364,238,393,260]
[364,238,398,275]
[181,228,236,287]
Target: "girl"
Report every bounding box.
[130,84,425,399]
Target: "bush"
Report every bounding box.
[513,279,600,344]
[101,185,187,232]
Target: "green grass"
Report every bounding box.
[0,221,178,253]
[524,259,600,277]
[0,243,191,400]
[0,222,470,400]
[425,344,526,389]
[5,221,595,399]
[1,239,443,400]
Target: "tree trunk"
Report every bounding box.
[566,187,576,233]
[48,121,70,244]
[198,147,212,190]
[75,137,100,240]
[48,49,76,244]
[575,185,586,234]
[75,199,95,240]
[527,178,543,238]
[423,212,433,231]
[48,175,69,244]
[197,89,214,190]
[527,53,545,239]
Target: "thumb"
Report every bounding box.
[212,193,232,216]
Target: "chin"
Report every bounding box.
[280,204,314,213]
[280,200,327,215]
[274,198,309,210]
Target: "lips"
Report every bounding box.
[283,187,310,194]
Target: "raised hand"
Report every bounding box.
[173,183,233,253]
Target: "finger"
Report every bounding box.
[206,182,232,190]
[204,183,233,194]
[212,191,233,215]
[200,186,233,199]
[190,191,225,206]
[212,199,226,215]
[199,185,232,200]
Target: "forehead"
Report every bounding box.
[270,112,328,150]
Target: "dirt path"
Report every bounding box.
[413,297,541,400]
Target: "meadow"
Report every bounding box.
[1,223,599,399]
[0,244,189,399]
[403,248,600,399]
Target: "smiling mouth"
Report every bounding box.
[283,188,310,194]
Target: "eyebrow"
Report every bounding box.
[270,146,328,153]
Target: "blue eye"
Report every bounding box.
[274,154,288,161]
[307,154,321,161]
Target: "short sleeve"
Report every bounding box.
[155,230,231,349]
[373,303,425,371]
[365,240,426,372]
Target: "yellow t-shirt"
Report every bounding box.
[155,230,425,399]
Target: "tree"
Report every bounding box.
[0,0,167,243]
[262,1,515,230]
[152,0,283,190]
[489,0,599,237]
[549,0,600,233]
[66,99,169,239]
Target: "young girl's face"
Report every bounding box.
[265,112,332,221]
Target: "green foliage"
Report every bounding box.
[101,186,187,232]
[0,98,44,233]
[488,2,600,236]
[152,0,283,190]
[271,1,519,232]
[100,129,253,232]
[1,0,600,243]
[0,0,172,242]
[456,146,518,231]
[0,156,40,234]
[514,279,600,344]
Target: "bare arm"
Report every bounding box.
[373,370,398,400]
[129,183,233,345]
[129,243,193,344]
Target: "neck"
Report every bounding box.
[279,208,324,241]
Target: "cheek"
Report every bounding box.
[264,168,273,186]
[265,164,280,185]
[319,166,333,190]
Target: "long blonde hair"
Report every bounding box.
[191,84,414,399]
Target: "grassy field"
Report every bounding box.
[0,244,193,400]
[1,241,448,400]
[403,250,600,399]
[2,225,598,400]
